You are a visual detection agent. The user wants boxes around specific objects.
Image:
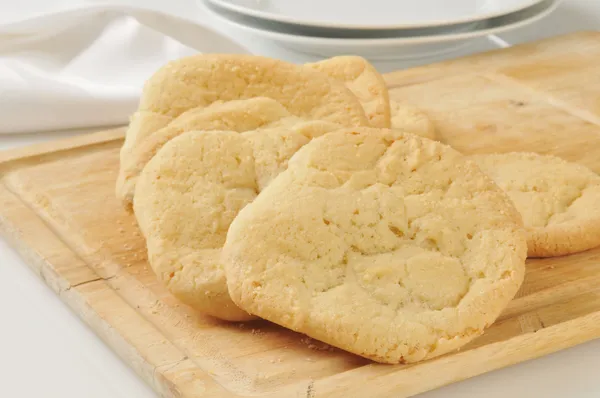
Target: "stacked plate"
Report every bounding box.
[203,0,559,60]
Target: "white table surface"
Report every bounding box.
[1,1,600,397]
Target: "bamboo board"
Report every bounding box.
[1,32,600,397]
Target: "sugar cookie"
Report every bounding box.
[224,128,526,363]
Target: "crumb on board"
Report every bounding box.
[301,337,335,352]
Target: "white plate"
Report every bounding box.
[206,0,558,60]
[205,1,485,40]
[207,0,545,30]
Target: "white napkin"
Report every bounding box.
[0,3,250,134]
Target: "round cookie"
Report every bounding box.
[134,120,342,321]
[390,100,437,140]
[307,56,391,128]
[138,54,368,124]
[117,98,295,208]
[223,128,527,363]
[469,152,600,257]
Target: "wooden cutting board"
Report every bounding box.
[2,31,600,398]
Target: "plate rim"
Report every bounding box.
[206,0,546,30]
[206,0,559,47]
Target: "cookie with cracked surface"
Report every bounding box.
[223,128,527,363]
[390,100,437,140]
[307,56,391,128]
[134,120,342,321]
[118,98,295,208]
[139,53,369,122]
[470,152,600,257]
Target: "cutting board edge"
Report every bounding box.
[0,127,125,166]
[0,180,240,398]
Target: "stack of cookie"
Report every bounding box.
[116,54,600,364]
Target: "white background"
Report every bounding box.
[1,1,600,397]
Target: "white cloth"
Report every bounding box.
[0,3,250,134]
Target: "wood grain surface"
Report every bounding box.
[1,32,600,398]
